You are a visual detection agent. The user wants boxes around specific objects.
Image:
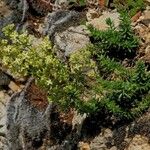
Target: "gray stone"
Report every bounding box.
[0,71,11,86]
[0,1,12,18]
[54,0,69,9]
[6,78,52,150]
[87,11,120,30]
[5,0,20,9]
[0,136,9,150]
[0,2,23,37]
[42,10,84,40]
[0,91,10,150]
[54,25,90,60]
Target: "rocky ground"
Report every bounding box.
[0,0,150,150]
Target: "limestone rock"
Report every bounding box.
[72,111,87,137]
[0,14,13,38]
[87,11,120,30]
[145,45,150,54]
[86,0,99,9]
[0,91,10,150]
[5,0,20,9]
[145,0,150,5]
[0,136,8,150]
[78,142,90,150]
[125,135,150,150]
[0,1,12,18]
[6,78,52,150]
[86,9,100,21]
[54,0,69,9]
[8,81,21,92]
[90,128,114,150]
[42,10,82,39]
[54,25,90,60]
[140,10,150,27]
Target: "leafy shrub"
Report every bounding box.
[0,25,95,112]
[1,24,150,120]
[95,55,150,119]
[88,11,139,60]
[0,25,71,108]
[113,0,145,17]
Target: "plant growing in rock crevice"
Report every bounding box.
[0,22,150,120]
[113,0,145,17]
[88,11,139,60]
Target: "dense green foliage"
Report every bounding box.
[88,11,139,60]
[95,55,150,119]
[113,0,145,17]
[0,12,150,120]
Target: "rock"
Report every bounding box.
[8,81,21,92]
[90,128,113,150]
[145,45,150,54]
[54,0,69,9]
[131,11,142,22]
[42,10,85,39]
[0,91,10,129]
[86,9,100,21]
[86,0,99,9]
[134,24,149,42]
[140,10,150,27]
[0,91,10,150]
[87,11,120,30]
[0,71,11,86]
[125,135,150,150]
[143,10,150,20]
[146,6,150,10]
[0,136,8,150]
[6,78,52,149]
[145,33,150,44]
[0,1,12,18]
[54,25,90,60]
[110,146,117,150]
[72,111,87,136]
[0,14,13,37]
[88,111,150,150]
[0,0,23,37]
[145,0,150,5]
[5,0,52,16]
[78,142,90,150]
[5,0,20,9]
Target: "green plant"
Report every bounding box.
[68,0,86,6]
[113,0,145,17]
[0,25,70,108]
[87,12,150,119]
[95,57,150,119]
[1,24,150,120]
[88,11,139,60]
[0,25,95,112]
